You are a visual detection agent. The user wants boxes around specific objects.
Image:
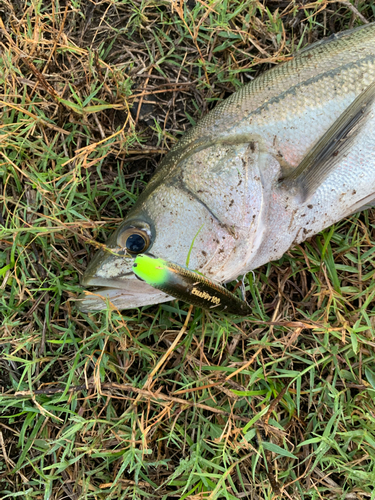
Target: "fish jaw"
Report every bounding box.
[78,277,172,312]
[79,246,172,312]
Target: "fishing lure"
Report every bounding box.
[132,254,251,315]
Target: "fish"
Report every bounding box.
[80,22,375,312]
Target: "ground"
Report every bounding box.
[1,1,375,499]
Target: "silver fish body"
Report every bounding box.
[81,23,375,312]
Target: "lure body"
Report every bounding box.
[133,254,251,315]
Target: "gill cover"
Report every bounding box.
[179,141,267,280]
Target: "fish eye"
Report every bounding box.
[117,226,151,255]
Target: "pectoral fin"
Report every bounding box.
[343,192,375,217]
[280,80,375,202]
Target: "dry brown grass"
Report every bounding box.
[1,1,375,499]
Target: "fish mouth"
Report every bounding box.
[78,275,173,312]
[78,251,172,312]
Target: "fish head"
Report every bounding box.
[80,141,268,311]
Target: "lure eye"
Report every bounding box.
[118,226,151,255]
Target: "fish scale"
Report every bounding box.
[80,22,375,312]
[149,23,375,180]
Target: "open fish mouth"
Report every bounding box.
[78,245,172,311]
[78,273,172,312]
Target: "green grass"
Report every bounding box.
[1,0,375,499]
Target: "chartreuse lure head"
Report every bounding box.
[133,254,251,316]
